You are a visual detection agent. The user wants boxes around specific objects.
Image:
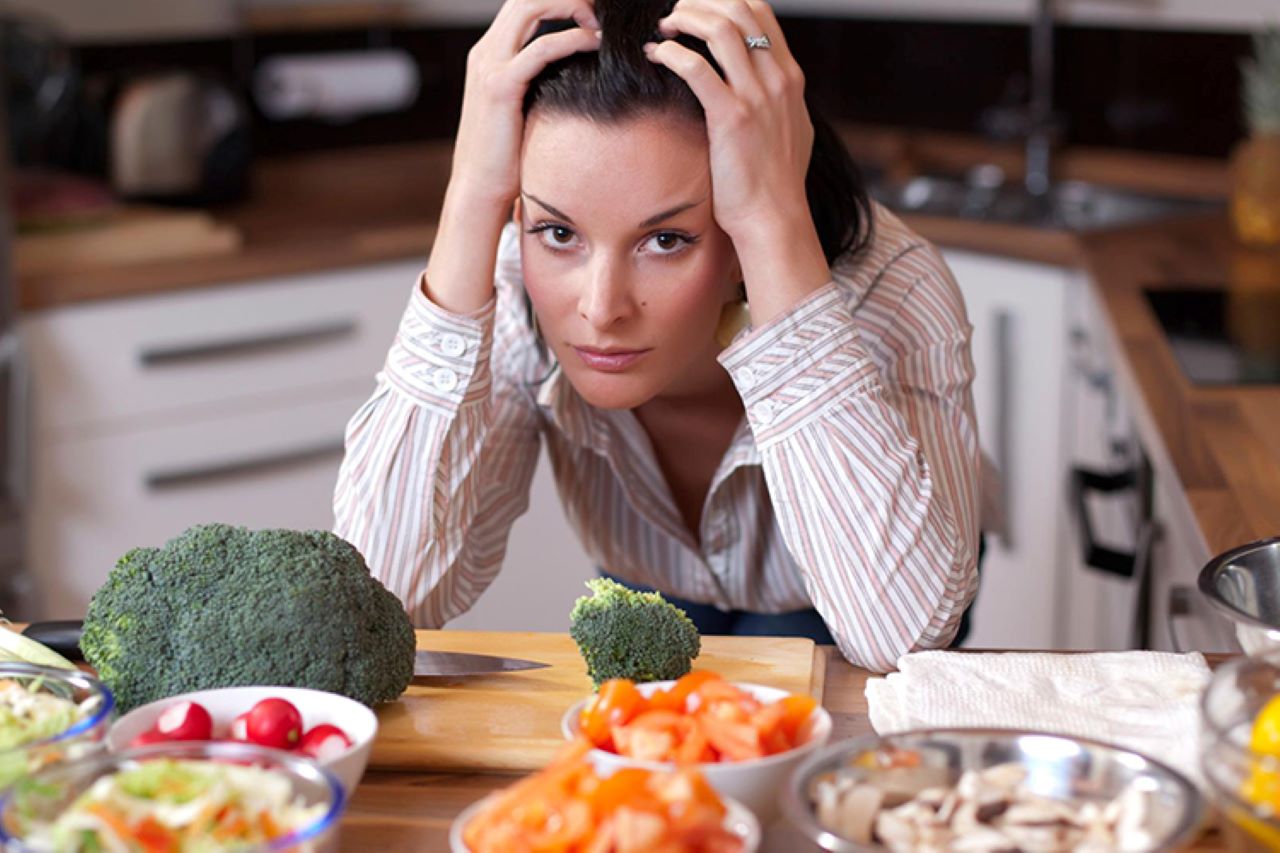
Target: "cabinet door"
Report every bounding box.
[29,391,367,618]
[25,260,417,435]
[941,249,1070,649]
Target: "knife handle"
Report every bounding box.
[22,620,85,662]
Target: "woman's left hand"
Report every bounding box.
[644,0,811,242]
[645,0,831,325]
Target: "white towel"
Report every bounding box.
[865,650,1212,786]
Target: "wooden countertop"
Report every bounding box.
[1077,218,1280,562]
[342,647,1228,851]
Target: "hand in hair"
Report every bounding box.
[424,0,601,314]
[645,0,832,325]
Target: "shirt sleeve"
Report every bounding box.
[332,265,543,627]
[718,245,981,671]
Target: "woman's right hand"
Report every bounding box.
[451,0,601,209]
[426,0,599,314]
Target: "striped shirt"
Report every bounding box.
[333,203,981,672]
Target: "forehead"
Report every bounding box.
[520,111,710,218]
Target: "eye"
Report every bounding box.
[526,222,580,252]
[643,231,694,255]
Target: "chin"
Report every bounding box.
[565,370,658,410]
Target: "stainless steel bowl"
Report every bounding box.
[781,729,1204,852]
[1198,537,1280,655]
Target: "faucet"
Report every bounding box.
[979,0,1059,198]
[1024,0,1056,197]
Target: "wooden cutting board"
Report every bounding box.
[370,630,826,773]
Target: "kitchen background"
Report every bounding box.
[1,0,1273,650]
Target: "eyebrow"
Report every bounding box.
[522,193,707,229]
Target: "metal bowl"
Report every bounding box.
[781,729,1204,852]
[1198,537,1280,654]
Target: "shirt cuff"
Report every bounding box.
[382,273,496,412]
[717,282,880,443]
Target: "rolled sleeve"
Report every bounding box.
[383,274,496,413]
[718,282,880,444]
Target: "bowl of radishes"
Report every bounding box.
[105,686,377,793]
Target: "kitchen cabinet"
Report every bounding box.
[1057,274,1237,653]
[941,249,1072,649]
[25,261,418,618]
[24,259,597,628]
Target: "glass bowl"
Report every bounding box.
[782,728,1203,851]
[0,740,345,852]
[1200,651,1280,851]
[0,663,114,790]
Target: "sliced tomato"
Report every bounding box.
[673,723,713,765]
[647,671,721,713]
[697,713,762,762]
[586,767,654,815]
[580,679,644,747]
[777,694,818,743]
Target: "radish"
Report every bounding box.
[242,698,303,750]
[297,724,352,761]
[155,701,213,742]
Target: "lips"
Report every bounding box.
[573,346,651,372]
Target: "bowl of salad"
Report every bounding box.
[561,671,832,821]
[0,663,114,791]
[0,740,345,852]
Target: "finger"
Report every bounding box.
[667,0,802,98]
[507,25,601,88]
[643,39,738,119]
[492,0,599,55]
[672,0,798,67]
[655,5,762,94]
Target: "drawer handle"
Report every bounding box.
[1070,465,1151,578]
[145,439,346,492]
[139,320,357,367]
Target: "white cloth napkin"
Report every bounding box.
[865,650,1212,786]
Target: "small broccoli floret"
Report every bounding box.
[81,523,416,712]
[569,578,700,687]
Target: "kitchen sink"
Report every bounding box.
[870,168,1222,232]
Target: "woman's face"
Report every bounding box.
[518,110,740,411]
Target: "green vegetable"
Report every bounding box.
[0,621,75,670]
[81,523,416,712]
[569,578,700,688]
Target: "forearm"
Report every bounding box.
[423,180,512,315]
[731,210,832,327]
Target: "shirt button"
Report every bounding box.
[432,367,459,392]
[737,366,757,389]
[439,333,466,357]
[752,400,777,425]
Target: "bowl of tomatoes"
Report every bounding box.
[452,738,760,852]
[105,686,377,793]
[561,671,832,821]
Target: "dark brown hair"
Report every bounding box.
[523,0,873,265]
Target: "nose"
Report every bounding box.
[577,254,637,331]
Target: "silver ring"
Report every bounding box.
[744,34,772,50]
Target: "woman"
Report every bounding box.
[334,0,981,672]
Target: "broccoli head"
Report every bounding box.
[569,578,700,687]
[81,523,416,712]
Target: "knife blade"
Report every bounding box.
[414,649,548,677]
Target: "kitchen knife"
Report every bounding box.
[414,649,548,677]
[21,620,548,677]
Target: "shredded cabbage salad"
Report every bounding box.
[21,759,328,852]
[0,678,96,752]
[0,678,102,789]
